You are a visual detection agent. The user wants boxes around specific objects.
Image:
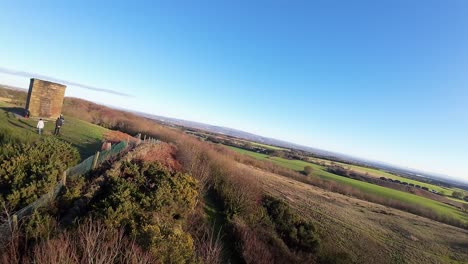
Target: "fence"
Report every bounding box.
[0,139,147,246]
[0,135,159,247]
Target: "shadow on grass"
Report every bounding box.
[0,106,26,117]
[7,119,29,129]
[70,140,103,160]
[204,188,243,264]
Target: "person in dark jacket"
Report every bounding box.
[54,115,64,135]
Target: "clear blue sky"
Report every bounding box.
[1,0,467,181]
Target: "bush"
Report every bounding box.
[0,138,80,210]
[92,159,200,263]
[452,191,464,199]
[24,210,58,241]
[262,195,320,253]
[303,166,313,176]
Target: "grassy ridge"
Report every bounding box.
[227,146,468,223]
[0,103,108,159]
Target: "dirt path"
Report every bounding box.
[241,164,468,264]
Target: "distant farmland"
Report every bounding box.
[227,146,468,223]
[307,156,456,195]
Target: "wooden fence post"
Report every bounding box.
[92,151,100,169]
[12,214,17,231]
[143,135,147,142]
[62,171,67,186]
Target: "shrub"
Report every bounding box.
[24,210,58,241]
[303,166,313,176]
[1,219,157,263]
[452,191,464,199]
[262,196,320,253]
[92,159,200,263]
[0,138,79,210]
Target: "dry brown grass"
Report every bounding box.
[57,96,468,262]
[1,219,157,264]
[103,130,135,144]
[132,142,182,172]
[244,163,468,264]
[232,217,274,264]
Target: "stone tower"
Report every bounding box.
[25,78,66,118]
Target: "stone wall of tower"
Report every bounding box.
[25,79,66,118]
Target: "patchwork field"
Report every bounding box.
[243,163,468,263]
[308,156,456,195]
[228,146,468,223]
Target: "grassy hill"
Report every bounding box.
[228,146,468,224]
[247,163,468,264]
[0,102,109,159]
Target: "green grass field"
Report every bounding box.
[228,146,468,223]
[239,140,287,150]
[307,157,458,195]
[0,102,109,159]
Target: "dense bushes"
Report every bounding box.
[91,159,200,263]
[263,196,320,253]
[1,146,203,263]
[0,138,79,210]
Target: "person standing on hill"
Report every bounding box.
[54,115,64,135]
[36,118,44,135]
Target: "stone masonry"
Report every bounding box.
[25,78,66,118]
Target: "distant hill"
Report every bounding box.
[1,83,466,189]
[138,112,334,154]
[138,112,468,189]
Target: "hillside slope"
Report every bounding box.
[0,102,109,159]
[241,163,468,263]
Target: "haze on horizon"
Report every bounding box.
[0,0,467,181]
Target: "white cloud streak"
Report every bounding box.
[0,66,132,97]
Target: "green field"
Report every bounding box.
[228,146,468,223]
[240,140,287,150]
[0,103,109,159]
[307,157,459,195]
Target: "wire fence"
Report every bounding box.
[0,135,159,247]
[0,137,162,247]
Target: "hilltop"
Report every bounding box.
[0,85,467,263]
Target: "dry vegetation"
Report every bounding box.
[246,165,468,263]
[1,90,467,263]
[60,96,468,263]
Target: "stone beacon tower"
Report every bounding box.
[25,78,66,118]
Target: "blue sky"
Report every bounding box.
[1,0,467,181]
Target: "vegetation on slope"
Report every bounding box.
[227,146,468,227]
[0,103,108,159]
[0,135,79,211]
[1,89,466,263]
[1,144,204,263]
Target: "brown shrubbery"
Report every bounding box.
[132,142,182,172]
[1,143,204,263]
[103,130,135,144]
[1,218,157,264]
[57,97,468,258]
